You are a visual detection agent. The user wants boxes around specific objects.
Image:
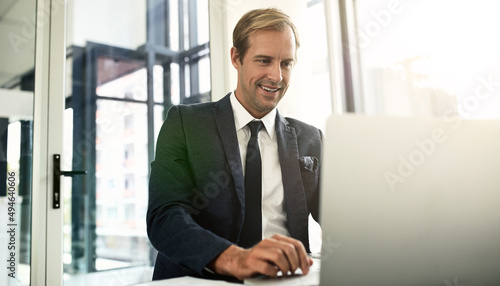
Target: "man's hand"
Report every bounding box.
[208,234,313,281]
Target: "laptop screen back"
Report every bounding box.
[319,115,500,286]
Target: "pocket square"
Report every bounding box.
[299,156,319,172]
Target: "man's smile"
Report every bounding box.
[259,85,280,93]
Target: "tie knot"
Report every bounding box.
[248,121,264,138]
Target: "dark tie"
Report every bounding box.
[239,121,264,248]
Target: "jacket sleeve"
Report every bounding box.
[146,105,232,275]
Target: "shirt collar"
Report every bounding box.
[230,92,276,139]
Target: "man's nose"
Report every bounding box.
[267,63,283,83]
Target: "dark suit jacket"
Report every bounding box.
[147,93,322,280]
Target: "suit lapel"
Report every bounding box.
[212,96,309,248]
[213,94,246,214]
[275,112,310,250]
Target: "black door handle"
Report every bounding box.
[53,154,87,209]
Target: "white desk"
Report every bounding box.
[136,276,239,285]
[136,258,321,286]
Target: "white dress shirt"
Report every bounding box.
[230,92,290,240]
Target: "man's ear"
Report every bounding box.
[230,47,241,69]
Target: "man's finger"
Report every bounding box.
[271,234,311,274]
[250,243,292,275]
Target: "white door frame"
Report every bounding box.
[32,0,67,285]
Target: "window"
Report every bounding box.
[339,0,500,118]
[63,0,210,281]
[303,0,334,130]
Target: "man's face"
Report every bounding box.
[231,26,296,119]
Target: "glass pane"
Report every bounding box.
[95,100,149,270]
[153,65,164,103]
[198,57,211,94]
[304,0,332,130]
[96,57,147,101]
[171,62,180,105]
[196,0,209,45]
[64,0,153,284]
[169,0,180,50]
[153,105,165,146]
[63,0,210,283]
[353,0,500,118]
[183,0,190,49]
[0,0,36,284]
[184,63,191,97]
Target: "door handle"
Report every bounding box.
[53,154,87,209]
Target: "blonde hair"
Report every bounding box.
[232,8,300,63]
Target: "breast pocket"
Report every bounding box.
[299,156,320,191]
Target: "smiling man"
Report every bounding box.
[231,22,295,119]
[147,8,323,281]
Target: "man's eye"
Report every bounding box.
[259,59,270,64]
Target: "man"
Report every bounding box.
[147,8,322,281]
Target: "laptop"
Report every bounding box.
[319,114,500,285]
